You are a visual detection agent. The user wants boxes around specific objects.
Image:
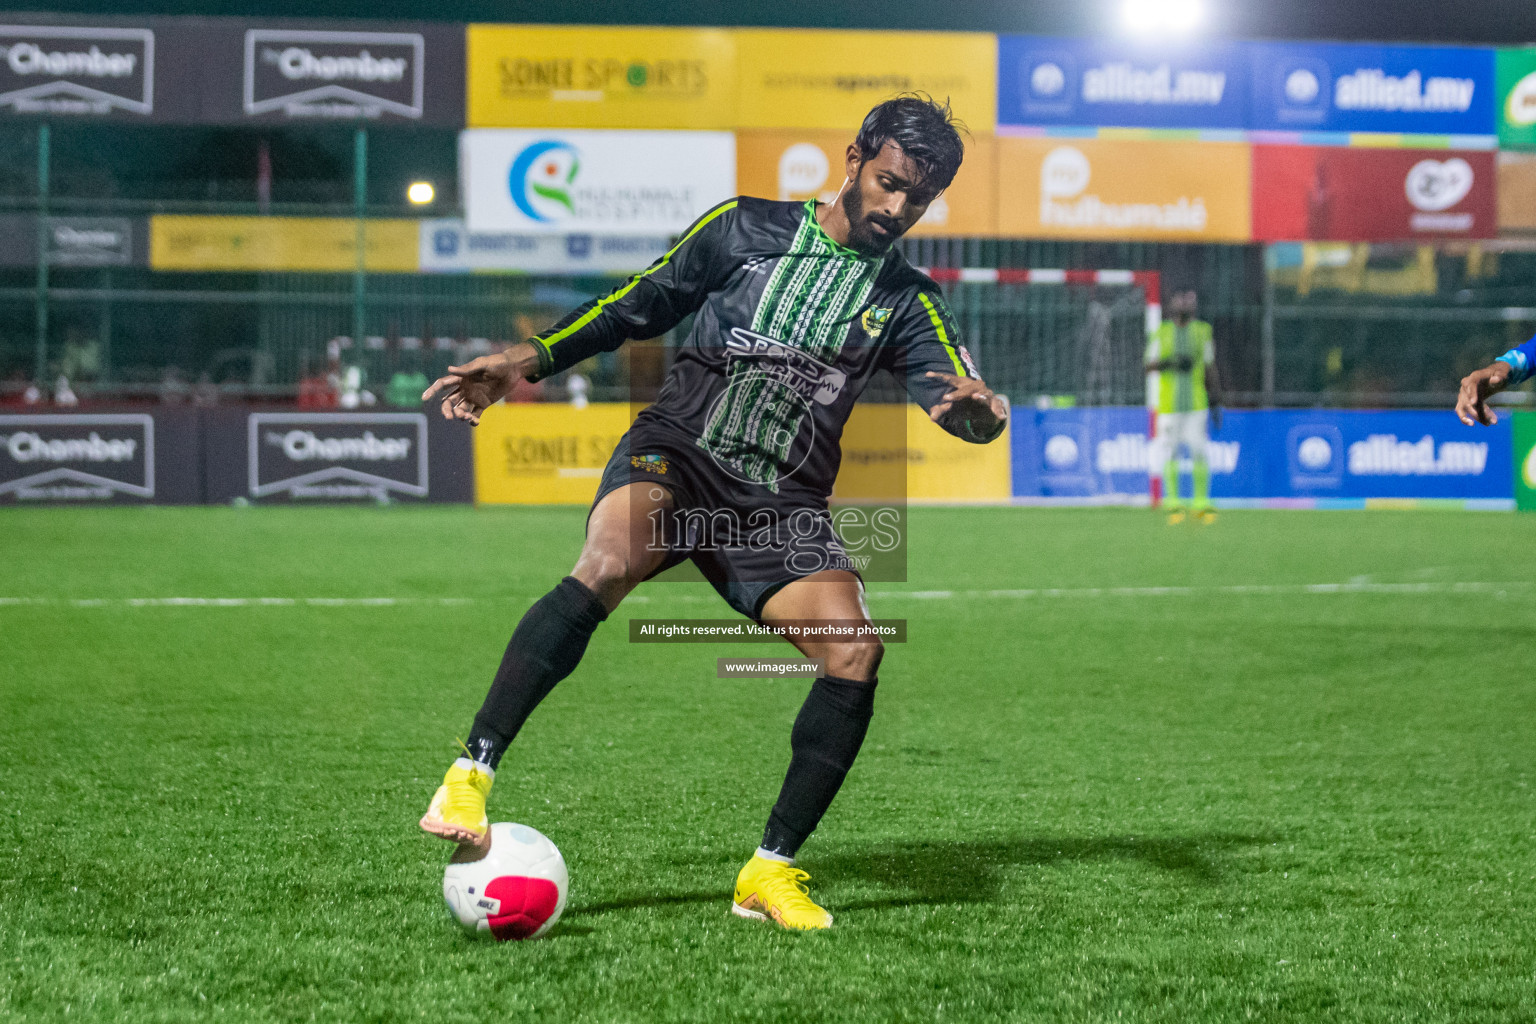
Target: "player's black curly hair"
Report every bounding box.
[853,94,967,194]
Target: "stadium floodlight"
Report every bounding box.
[407,181,436,205]
[1120,0,1204,34]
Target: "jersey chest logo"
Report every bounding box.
[861,305,893,339]
[725,327,847,405]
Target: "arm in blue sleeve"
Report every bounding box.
[1495,335,1536,386]
[526,199,739,381]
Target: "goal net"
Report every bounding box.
[914,269,1161,408]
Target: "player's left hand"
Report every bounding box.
[1456,362,1510,426]
[925,371,1008,436]
[423,349,521,426]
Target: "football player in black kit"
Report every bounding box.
[421,96,1008,930]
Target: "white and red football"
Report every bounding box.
[442,822,568,941]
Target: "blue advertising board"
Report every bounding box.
[417,219,670,274]
[1012,408,1512,504]
[1012,407,1149,500]
[1249,42,1496,137]
[1251,410,1510,500]
[997,36,1249,131]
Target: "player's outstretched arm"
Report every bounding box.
[422,341,541,426]
[924,371,1008,443]
[422,198,734,427]
[1455,362,1512,427]
[522,198,740,384]
[1457,338,1534,426]
[893,288,1006,443]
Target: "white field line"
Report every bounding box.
[873,581,1534,600]
[0,581,1529,609]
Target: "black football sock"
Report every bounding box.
[462,576,609,769]
[759,674,878,860]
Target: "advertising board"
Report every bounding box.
[998,36,1248,131]
[461,128,736,236]
[997,136,1251,241]
[1252,145,1496,240]
[1012,408,1513,505]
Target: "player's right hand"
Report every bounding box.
[1455,362,1510,427]
[423,351,518,426]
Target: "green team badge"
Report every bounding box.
[1497,49,1536,149]
[1515,411,1536,511]
[861,306,893,338]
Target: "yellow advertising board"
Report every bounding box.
[149,217,419,272]
[467,24,737,129]
[1498,152,1536,231]
[474,402,635,505]
[736,130,998,237]
[997,137,1251,242]
[834,404,1011,503]
[474,401,1007,505]
[736,30,996,133]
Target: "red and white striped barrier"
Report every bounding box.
[915,267,1157,289]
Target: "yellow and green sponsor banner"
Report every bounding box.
[735,29,996,133]
[834,404,1010,503]
[1497,49,1536,149]
[472,402,1007,505]
[1515,411,1536,512]
[735,129,997,237]
[149,216,419,272]
[473,402,635,504]
[466,24,737,129]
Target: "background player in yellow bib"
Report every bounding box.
[1145,289,1222,523]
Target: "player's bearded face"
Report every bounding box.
[840,142,938,256]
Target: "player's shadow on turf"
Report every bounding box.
[567,890,724,918]
[562,834,1274,921]
[817,833,1274,911]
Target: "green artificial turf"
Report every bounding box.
[2,505,1535,1023]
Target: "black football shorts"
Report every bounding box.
[589,427,859,619]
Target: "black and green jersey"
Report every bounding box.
[528,196,989,502]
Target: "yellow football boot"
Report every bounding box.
[1195,506,1218,524]
[419,760,493,843]
[1166,507,1187,525]
[731,855,833,931]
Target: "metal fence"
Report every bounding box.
[0,115,1531,409]
[0,266,614,400]
[910,236,1536,408]
[6,236,1534,409]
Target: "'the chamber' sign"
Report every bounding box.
[0,413,153,501]
[249,412,428,500]
[0,24,153,116]
[244,28,424,120]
